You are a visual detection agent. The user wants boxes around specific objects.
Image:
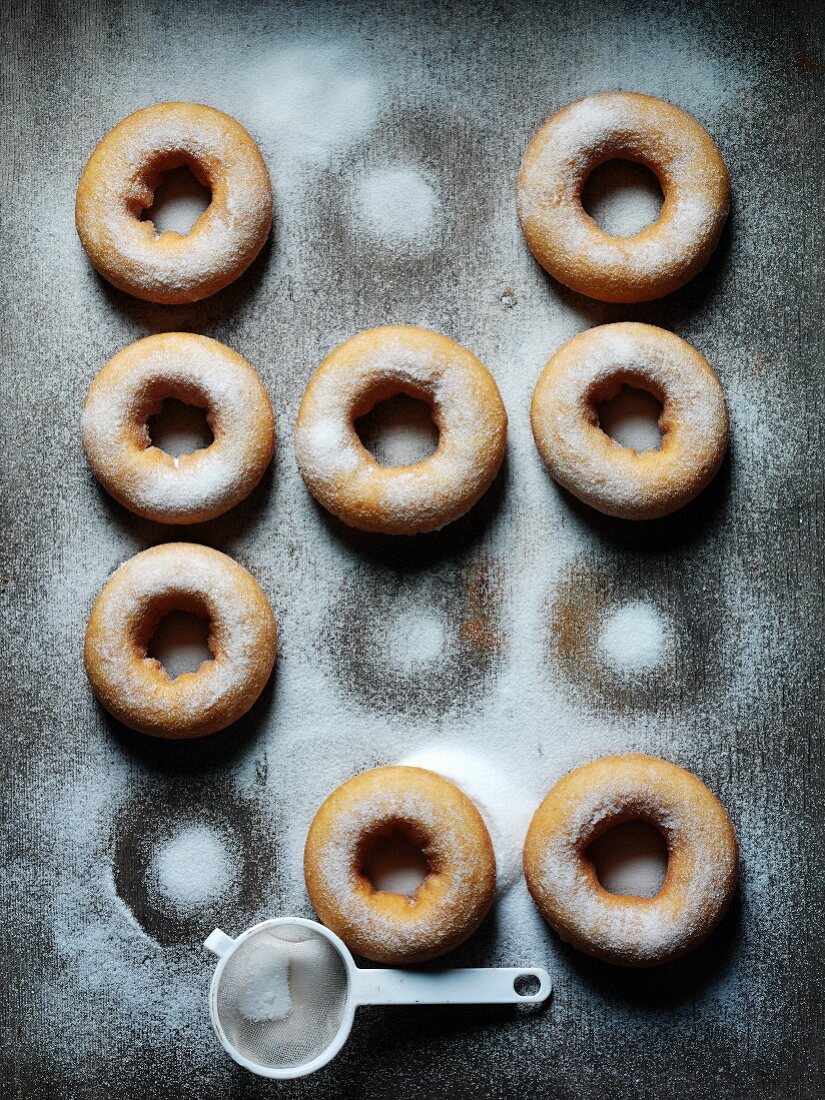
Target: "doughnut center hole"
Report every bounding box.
[356,394,439,467]
[148,399,214,458]
[147,611,213,679]
[597,386,663,452]
[588,821,668,898]
[141,165,211,236]
[582,160,664,236]
[362,830,429,897]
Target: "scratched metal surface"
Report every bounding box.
[1,1,823,1097]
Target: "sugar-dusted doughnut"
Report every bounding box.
[294,326,507,535]
[523,754,738,967]
[82,333,275,524]
[75,102,272,304]
[517,92,730,303]
[84,543,276,738]
[304,766,496,963]
[530,322,728,519]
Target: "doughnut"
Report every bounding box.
[530,322,728,520]
[84,543,276,738]
[82,333,275,524]
[523,754,738,967]
[303,766,496,963]
[294,326,507,535]
[75,102,272,304]
[517,92,730,303]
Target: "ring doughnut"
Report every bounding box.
[303,766,496,963]
[84,543,277,739]
[523,754,738,967]
[530,322,728,520]
[75,102,272,304]
[81,333,275,524]
[294,326,507,535]
[517,92,730,303]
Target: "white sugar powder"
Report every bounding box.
[353,167,439,245]
[399,746,535,894]
[597,385,663,452]
[237,947,293,1023]
[151,825,234,911]
[597,601,671,674]
[383,609,446,670]
[245,46,378,180]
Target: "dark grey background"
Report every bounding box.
[2,1,823,1097]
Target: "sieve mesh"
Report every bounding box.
[214,923,350,1070]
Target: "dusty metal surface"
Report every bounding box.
[1,1,822,1097]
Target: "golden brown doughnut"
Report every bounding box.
[75,102,272,304]
[294,326,507,535]
[530,322,728,519]
[303,766,496,963]
[517,92,730,303]
[84,543,276,738]
[81,333,275,524]
[523,754,738,967]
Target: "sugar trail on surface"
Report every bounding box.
[399,746,536,893]
[382,609,446,671]
[597,385,663,452]
[151,825,234,911]
[597,601,671,674]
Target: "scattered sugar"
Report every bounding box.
[597,601,671,674]
[142,165,212,236]
[399,746,535,894]
[587,821,668,898]
[597,385,663,452]
[11,5,796,1088]
[245,46,378,183]
[352,167,439,245]
[383,609,446,670]
[151,825,234,912]
[237,945,293,1023]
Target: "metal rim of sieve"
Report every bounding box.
[207,916,358,1080]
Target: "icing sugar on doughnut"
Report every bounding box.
[82,333,275,524]
[75,102,272,304]
[517,92,730,303]
[84,543,277,739]
[530,322,729,520]
[294,326,507,535]
[523,754,738,967]
[304,766,496,963]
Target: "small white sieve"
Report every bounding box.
[205,917,551,1079]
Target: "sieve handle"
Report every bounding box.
[353,966,551,1006]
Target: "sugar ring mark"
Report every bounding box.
[110,785,277,946]
[321,561,504,719]
[75,102,272,304]
[517,91,730,303]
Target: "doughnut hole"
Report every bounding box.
[356,392,439,467]
[590,372,665,454]
[148,397,214,457]
[596,385,664,452]
[360,824,430,898]
[141,592,216,680]
[581,159,664,237]
[139,162,212,236]
[587,820,669,899]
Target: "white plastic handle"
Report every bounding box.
[204,927,236,958]
[353,966,551,1006]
